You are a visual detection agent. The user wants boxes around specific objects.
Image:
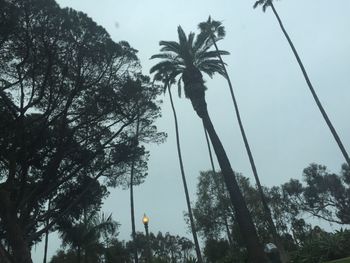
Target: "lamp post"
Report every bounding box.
[142,214,151,263]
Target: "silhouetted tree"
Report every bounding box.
[151,26,267,263]
[254,0,350,167]
[283,163,350,225]
[118,76,165,263]
[0,1,163,262]
[198,16,286,262]
[58,212,118,263]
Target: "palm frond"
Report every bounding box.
[159,40,181,54]
[177,26,188,49]
[177,76,182,97]
[193,33,209,53]
[150,53,178,61]
[196,37,216,55]
[253,0,272,12]
[196,50,230,61]
[198,60,226,79]
[149,61,179,74]
[188,32,195,49]
[217,26,226,38]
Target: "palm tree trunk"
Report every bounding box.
[43,199,51,263]
[168,86,203,263]
[82,209,88,263]
[270,3,350,167]
[130,115,140,263]
[191,97,266,262]
[203,124,234,247]
[203,123,217,174]
[0,244,12,263]
[212,37,287,262]
[77,246,81,263]
[0,192,33,263]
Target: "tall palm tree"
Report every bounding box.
[152,71,203,263]
[150,26,267,263]
[254,0,350,168]
[198,16,287,262]
[130,115,140,263]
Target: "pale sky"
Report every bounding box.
[32,0,350,261]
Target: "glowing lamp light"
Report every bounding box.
[142,214,149,225]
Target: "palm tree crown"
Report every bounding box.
[253,0,273,12]
[150,26,228,99]
[198,16,226,42]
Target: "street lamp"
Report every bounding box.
[142,214,151,263]
[142,214,149,229]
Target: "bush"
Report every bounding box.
[291,229,350,263]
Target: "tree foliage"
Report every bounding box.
[50,231,195,263]
[192,165,350,262]
[282,163,350,225]
[0,0,164,262]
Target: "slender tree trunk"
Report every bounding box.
[130,115,140,263]
[188,91,266,262]
[0,191,33,263]
[168,87,203,263]
[203,124,233,247]
[201,111,266,263]
[0,244,12,263]
[84,250,88,263]
[82,209,88,263]
[43,199,51,263]
[3,216,32,263]
[212,36,287,262]
[270,3,350,167]
[77,245,81,263]
[203,123,217,174]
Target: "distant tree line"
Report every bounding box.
[49,162,350,263]
[190,163,350,262]
[50,217,196,263]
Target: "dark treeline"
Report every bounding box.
[191,163,350,262]
[50,163,350,263]
[51,224,196,263]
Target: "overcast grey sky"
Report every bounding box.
[32,0,350,261]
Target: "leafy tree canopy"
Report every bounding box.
[0,0,164,261]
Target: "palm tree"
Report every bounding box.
[198,16,287,262]
[152,72,203,263]
[254,0,350,168]
[150,26,267,263]
[130,115,140,263]
[59,212,117,263]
